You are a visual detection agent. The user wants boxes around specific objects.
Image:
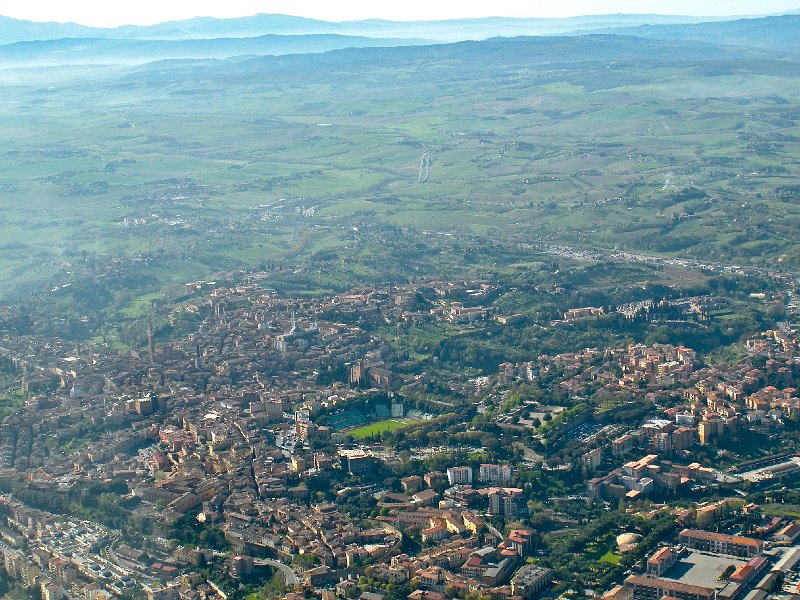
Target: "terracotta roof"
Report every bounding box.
[679,529,763,548]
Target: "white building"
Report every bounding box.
[478,464,512,483]
[447,466,473,485]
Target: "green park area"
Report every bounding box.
[349,418,422,439]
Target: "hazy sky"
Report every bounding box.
[1,0,798,26]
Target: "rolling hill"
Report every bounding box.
[578,14,800,52]
[0,18,799,312]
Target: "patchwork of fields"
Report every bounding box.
[0,36,799,321]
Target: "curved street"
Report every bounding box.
[253,558,300,587]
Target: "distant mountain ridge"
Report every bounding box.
[0,16,96,44]
[0,34,434,67]
[1,11,799,68]
[576,14,800,52]
[124,34,786,88]
[0,12,747,45]
[93,13,741,42]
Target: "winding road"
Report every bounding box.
[253,558,300,587]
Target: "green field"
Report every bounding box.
[600,551,623,565]
[763,503,800,518]
[349,418,422,439]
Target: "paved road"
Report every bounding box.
[254,558,300,586]
[486,522,504,542]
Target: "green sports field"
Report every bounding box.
[349,418,421,439]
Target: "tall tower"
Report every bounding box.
[147,323,155,362]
